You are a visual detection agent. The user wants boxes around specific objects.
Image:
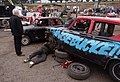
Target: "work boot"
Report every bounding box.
[24,57,30,63]
[29,61,35,68]
[17,52,25,56]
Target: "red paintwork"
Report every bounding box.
[110,34,120,41]
[88,20,95,34]
[68,16,120,32]
[67,16,120,41]
[77,16,120,24]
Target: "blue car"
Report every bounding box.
[49,16,120,82]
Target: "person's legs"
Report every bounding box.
[24,47,43,63]
[14,36,22,56]
[27,46,48,67]
[29,48,43,59]
[29,54,47,68]
[32,54,47,64]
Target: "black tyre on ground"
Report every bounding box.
[109,61,120,82]
[21,35,31,46]
[55,49,69,59]
[67,62,90,80]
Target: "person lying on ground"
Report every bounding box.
[24,37,56,68]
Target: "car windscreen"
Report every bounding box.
[34,19,49,26]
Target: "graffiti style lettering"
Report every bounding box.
[52,29,60,37]
[60,32,67,41]
[88,40,100,54]
[75,37,84,49]
[79,39,89,51]
[64,34,72,44]
[116,49,120,58]
[50,28,120,58]
[98,42,113,55]
[70,35,82,47]
[109,44,119,56]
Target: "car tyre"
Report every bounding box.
[67,62,90,80]
[55,49,69,59]
[21,35,31,46]
[109,61,120,82]
[1,19,9,28]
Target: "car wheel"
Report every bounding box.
[1,19,9,28]
[55,49,69,59]
[109,61,120,82]
[67,62,90,80]
[21,35,31,46]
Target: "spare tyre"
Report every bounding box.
[55,49,69,59]
[67,62,90,80]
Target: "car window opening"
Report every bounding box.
[92,22,114,37]
[70,19,91,34]
[37,19,48,26]
[92,22,120,41]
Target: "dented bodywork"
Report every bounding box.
[48,16,120,68]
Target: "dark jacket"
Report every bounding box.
[41,42,56,55]
[9,15,23,36]
[64,17,73,27]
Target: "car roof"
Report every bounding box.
[77,16,120,24]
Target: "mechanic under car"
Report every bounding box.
[23,36,56,68]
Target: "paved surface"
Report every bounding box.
[0,28,114,82]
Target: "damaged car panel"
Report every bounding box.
[50,28,120,61]
[49,16,120,82]
[22,17,63,45]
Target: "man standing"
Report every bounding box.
[9,8,24,56]
[64,12,73,27]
